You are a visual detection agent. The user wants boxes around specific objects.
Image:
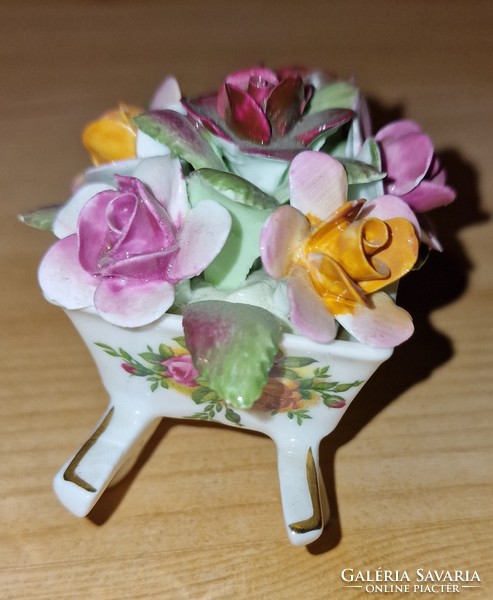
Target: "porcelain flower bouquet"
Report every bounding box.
[23,66,455,545]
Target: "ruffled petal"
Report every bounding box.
[101,249,177,279]
[380,132,434,195]
[304,251,366,313]
[132,156,188,227]
[224,83,272,143]
[375,119,422,141]
[358,194,420,234]
[217,67,278,116]
[94,277,175,327]
[168,200,232,282]
[38,235,97,309]
[356,218,419,294]
[288,151,347,220]
[260,205,310,278]
[400,180,456,213]
[336,291,414,348]
[287,265,337,343]
[77,189,120,273]
[53,182,111,239]
[265,76,304,136]
[109,176,176,259]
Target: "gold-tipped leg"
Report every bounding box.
[288,447,323,535]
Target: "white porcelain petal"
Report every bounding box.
[53,182,111,238]
[260,205,310,279]
[132,156,188,226]
[168,200,232,281]
[336,291,414,348]
[136,131,171,158]
[94,277,175,327]
[38,235,97,309]
[287,265,337,343]
[149,75,182,110]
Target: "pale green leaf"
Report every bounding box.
[338,158,386,184]
[183,300,283,409]
[133,111,226,171]
[18,206,60,230]
[308,81,358,114]
[190,169,278,209]
[187,172,274,289]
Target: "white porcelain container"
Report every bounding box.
[54,307,392,545]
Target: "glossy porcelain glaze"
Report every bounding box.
[54,307,392,545]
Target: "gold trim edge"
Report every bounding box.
[63,406,115,493]
[288,446,323,535]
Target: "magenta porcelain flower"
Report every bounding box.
[182,66,354,160]
[215,66,312,144]
[38,157,232,327]
[376,119,456,212]
[162,354,200,387]
[260,151,420,348]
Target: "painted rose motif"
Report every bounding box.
[96,342,363,426]
[254,378,304,412]
[161,354,200,387]
[38,157,232,327]
[375,119,456,213]
[260,151,420,348]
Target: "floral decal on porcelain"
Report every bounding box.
[95,341,363,426]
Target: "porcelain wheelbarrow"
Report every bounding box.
[54,307,391,546]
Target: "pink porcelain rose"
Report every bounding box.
[39,156,231,327]
[376,119,456,213]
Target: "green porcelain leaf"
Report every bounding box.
[187,172,274,289]
[347,138,385,201]
[358,137,382,170]
[338,157,386,184]
[18,206,60,230]
[308,81,358,114]
[182,300,283,409]
[133,111,226,170]
[190,169,278,209]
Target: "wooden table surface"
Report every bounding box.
[1,1,492,598]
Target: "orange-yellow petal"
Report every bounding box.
[306,200,364,250]
[303,252,366,315]
[82,103,143,166]
[358,217,419,293]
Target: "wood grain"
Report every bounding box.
[1,2,492,598]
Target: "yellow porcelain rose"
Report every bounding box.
[260,151,420,348]
[82,103,143,165]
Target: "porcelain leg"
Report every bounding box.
[53,400,160,517]
[275,439,325,546]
